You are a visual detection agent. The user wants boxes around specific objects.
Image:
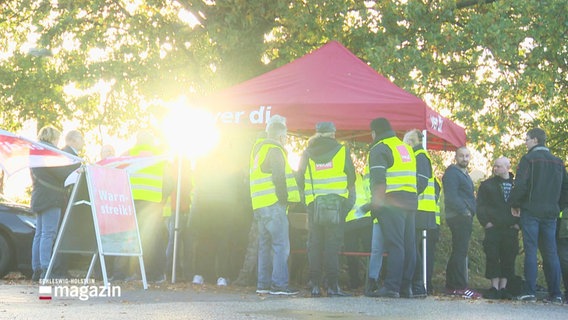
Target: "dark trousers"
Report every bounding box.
[413,227,439,293]
[343,217,372,288]
[557,237,568,297]
[235,215,258,285]
[445,215,473,290]
[308,212,344,287]
[378,206,416,292]
[483,226,519,280]
[190,202,236,281]
[138,201,167,280]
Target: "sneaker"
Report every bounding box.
[448,288,482,299]
[216,277,228,287]
[269,286,299,295]
[543,296,563,305]
[256,288,270,294]
[192,274,204,285]
[484,287,500,300]
[515,294,537,302]
[369,286,400,298]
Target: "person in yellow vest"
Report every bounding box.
[403,129,437,297]
[250,116,300,295]
[124,129,167,283]
[343,173,373,290]
[296,121,356,297]
[367,118,417,298]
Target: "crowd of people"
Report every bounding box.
[30,118,568,304]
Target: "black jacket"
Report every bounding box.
[509,145,568,219]
[442,164,476,219]
[30,142,81,213]
[477,173,519,228]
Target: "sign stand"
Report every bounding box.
[43,165,147,289]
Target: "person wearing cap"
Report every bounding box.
[367,118,417,298]
[249,115,301,295]
[296,121,356,297]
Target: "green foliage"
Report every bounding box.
[1,0,566,154]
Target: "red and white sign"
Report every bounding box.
[87,166,136,236]
[396,145,412,163]
[0,129,82,177]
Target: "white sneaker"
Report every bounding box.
[192,274,204,285]
[216,277,228,287]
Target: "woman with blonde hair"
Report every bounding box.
[30,125,80,281]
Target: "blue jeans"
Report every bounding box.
[368,222,384,280]
[32,207,61,270]
[255,203,290,289]
[521,214,562,297]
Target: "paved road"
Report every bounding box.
[1,279,566,320]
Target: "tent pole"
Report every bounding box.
[422,130,428,293]
[171,155,182,283]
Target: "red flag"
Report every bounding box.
[0,129,83,177]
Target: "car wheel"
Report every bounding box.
[0,233,13,278]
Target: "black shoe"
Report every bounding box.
[327,286,352,297]
[484,287,500,300]
[371,286,400,298]
[400,285,413,298]
[412,285,427,298]
[499,288,512,300]
[311,286,321,297]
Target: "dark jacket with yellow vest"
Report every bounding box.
[296,136,356,217]
[250,139,300,210]
[368,130,418,211]
[414,146,438,229]
[128,144,164,203]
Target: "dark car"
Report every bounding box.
[0,195,35,278]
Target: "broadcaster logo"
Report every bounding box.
[38,283,121,301]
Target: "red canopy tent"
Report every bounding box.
[203,41,466,150]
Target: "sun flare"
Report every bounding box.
[161,101,219,159]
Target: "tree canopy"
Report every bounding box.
[1,0,566,165]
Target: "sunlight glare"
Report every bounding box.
[161,99,219,159]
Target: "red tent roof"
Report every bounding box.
[204,41,466,150]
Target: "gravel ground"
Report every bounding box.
[1,275,566,320]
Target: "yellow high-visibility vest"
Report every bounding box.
[368,136,417,194]
[345,173,372,222]
[435,177,442,225]
[304,145,348,205]
[129,144,164,203]
[250,141,300,210]
[415,149,437,213]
